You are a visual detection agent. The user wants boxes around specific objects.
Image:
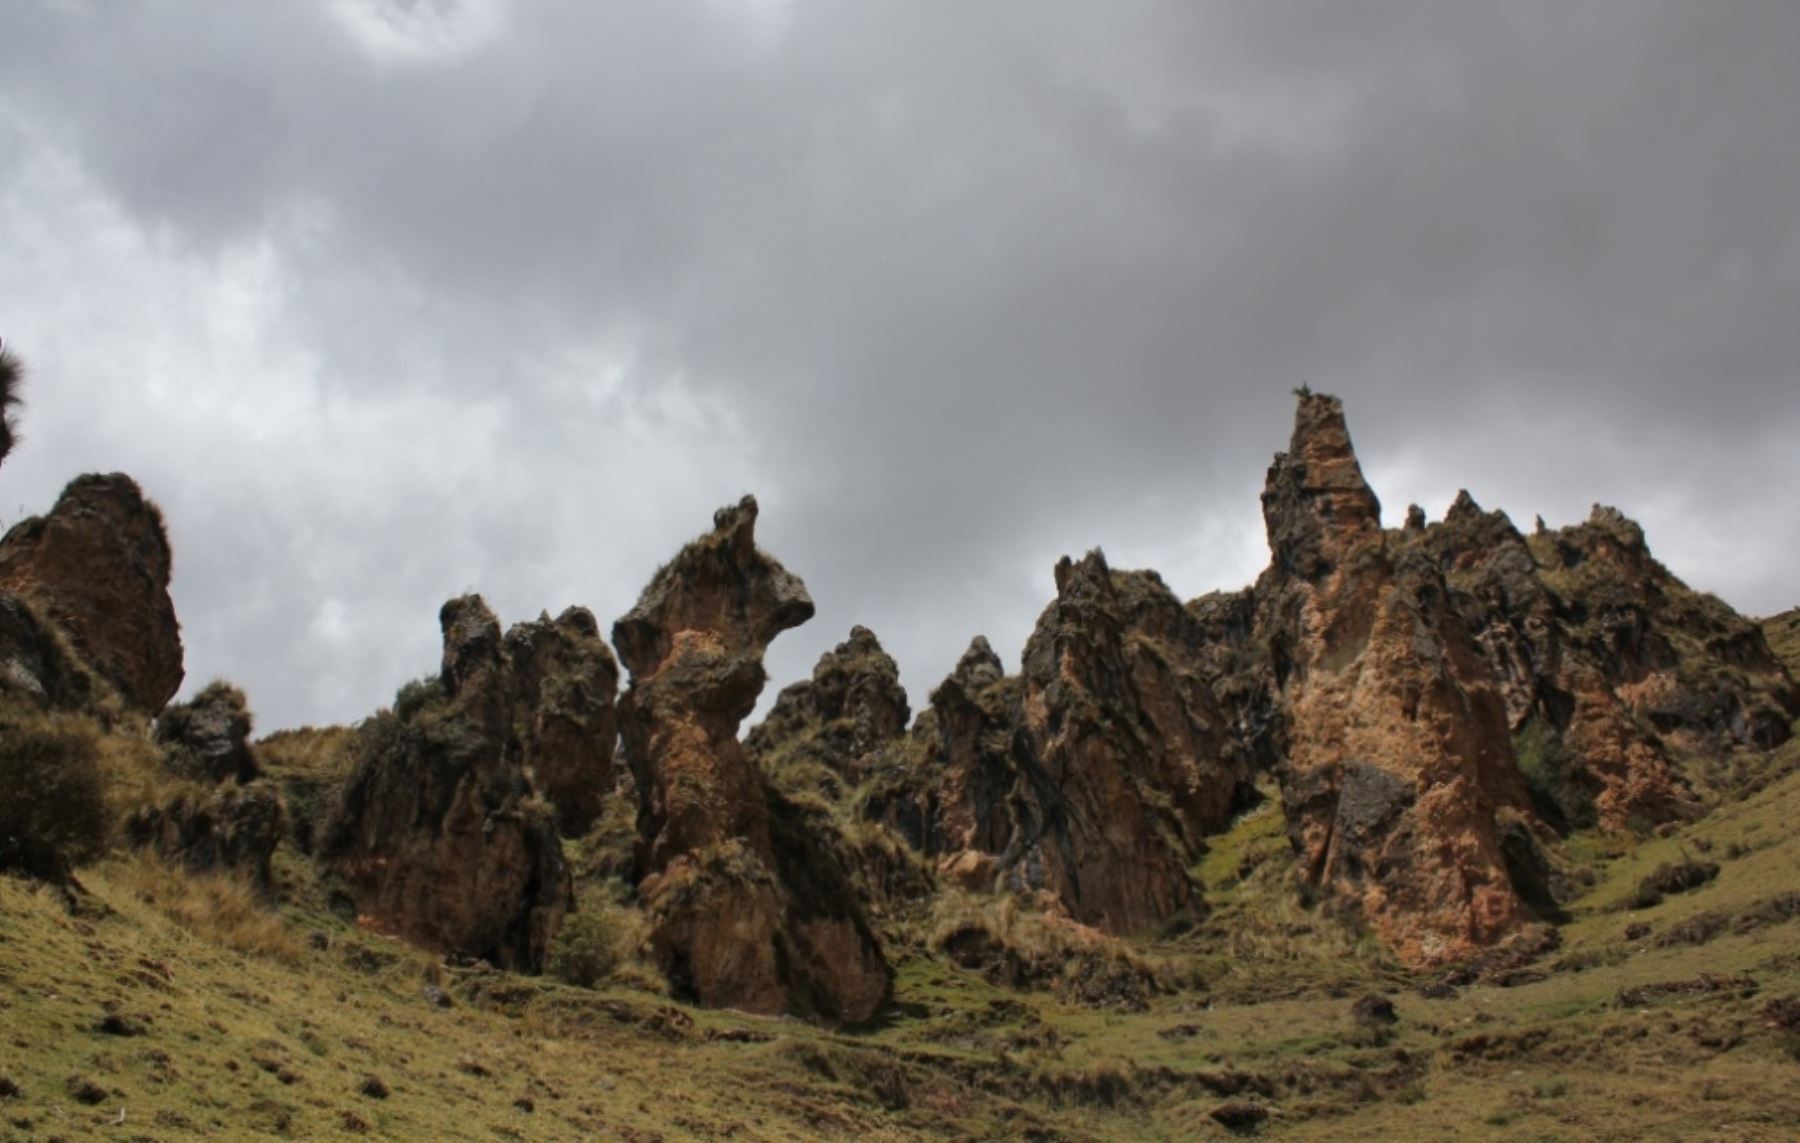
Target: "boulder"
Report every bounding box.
[0,474,183,711]
[127,780,286,893]
[155,681,257,784]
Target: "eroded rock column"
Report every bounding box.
[614,496,889,1022]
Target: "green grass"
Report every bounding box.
[4,737,1800,1139]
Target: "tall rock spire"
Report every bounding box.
[615,496,890,1024]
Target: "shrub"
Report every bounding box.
[392,676,444,723]
[0,338,23,467]
[548,906,622,988]
[1624,859,1720,909]
[1513,718,1595,830]
[0,711,108,879]
[928,893,1168,1009]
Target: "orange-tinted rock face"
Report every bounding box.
[1419,495,1688,831]
[1261,395,1534,966]
[1422,493,1796,831]
[322,595,571,972]
[615,497,889,1024]
[0,474,183,711]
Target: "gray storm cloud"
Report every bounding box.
[1,0,1796,729]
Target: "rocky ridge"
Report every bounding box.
[5,388,1795,1027]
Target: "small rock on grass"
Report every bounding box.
[1210,1101,1268,1132]
[1352,994,1398,1025]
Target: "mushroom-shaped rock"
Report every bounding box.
[614,497,889,1023]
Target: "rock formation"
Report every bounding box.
[127,781,286,894]
[747,625,910,795]
[874,556,1252,936]
[129,680,284,890]
[0,474,183,712]
[865,636,1027,884]
[321,595,571,972]
[1256,393,1536,965]
[501,607,619,837]
[614,496,889,1023]
[1418,492,1797,831]
[1013,553,1251,931]
[155,681,258,784]
[0,590,96,710]
[1533,506,1796,753]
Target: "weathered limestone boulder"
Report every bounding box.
[0,474,183,712]
[321,595,570,972]
[614,496,889,1023]
[1258,393,1535,966]
[155,681,258,784]
[502,607,619,837]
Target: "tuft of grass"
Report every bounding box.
[0,707,108,877]
[547,899,642,989]
[927,892,1171,1009]
[107,852,303,963]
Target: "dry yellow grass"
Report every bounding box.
[104,852,304,964]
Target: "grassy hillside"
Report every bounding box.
[4,737,1799,1140]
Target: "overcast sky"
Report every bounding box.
[2,0,1796,732]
